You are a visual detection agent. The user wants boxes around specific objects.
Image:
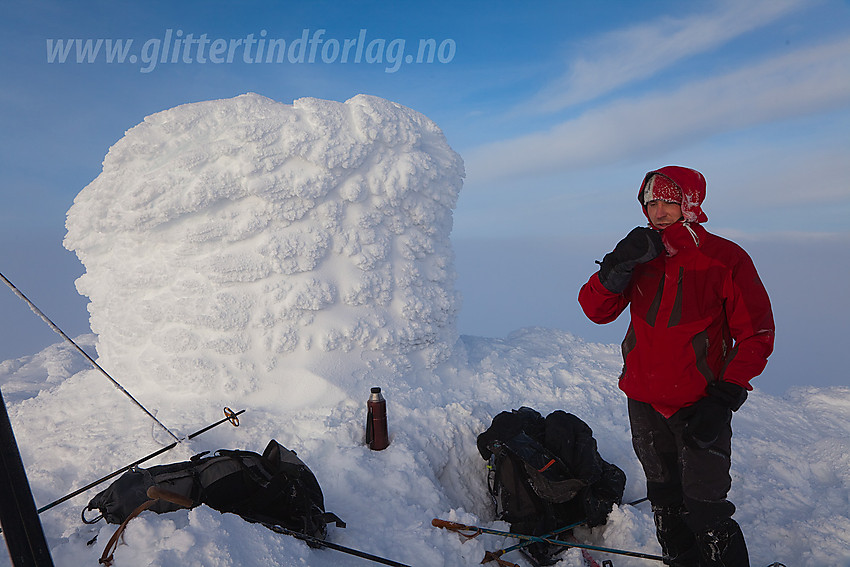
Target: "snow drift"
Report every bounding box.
[3,331,850,567]
[1,94,848,566]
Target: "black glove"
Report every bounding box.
[597,227,664,294]
[683,382,748,449]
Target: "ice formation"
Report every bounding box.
[64,93,464,411]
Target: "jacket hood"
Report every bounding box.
[638,166,708,224]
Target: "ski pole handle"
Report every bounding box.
[432,518,483,534]
[431,518,471,530]
[432,518,485,541]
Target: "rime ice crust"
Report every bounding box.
[64,93,464,401]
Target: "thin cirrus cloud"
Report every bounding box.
[528,0,811,113]
[464,36,850,184]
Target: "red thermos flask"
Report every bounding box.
[366,387,389,450]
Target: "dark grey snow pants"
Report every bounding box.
[627,398,736,532]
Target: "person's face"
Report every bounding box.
[646,200,682,230]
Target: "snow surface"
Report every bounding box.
[2,93,849,566]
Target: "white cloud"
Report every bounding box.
[530,0,811,112]
[464,36,850,183]
[712,228,850,242]
[703,137,850,210]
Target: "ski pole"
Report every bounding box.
[481,519,585,564]
[262,522,413,567]
[433,518,664,562]
[482,496,650,563]
[0,271,179,442]
[42,408,243,517]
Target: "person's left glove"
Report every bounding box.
[683,382,748,449]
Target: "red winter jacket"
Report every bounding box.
[578,168,774,418]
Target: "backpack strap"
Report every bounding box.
[98,499,156,565]
[321,512,346,528]
[98,487,194,566]
[147,486,195,508]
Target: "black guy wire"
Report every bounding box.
[0,270,179,443]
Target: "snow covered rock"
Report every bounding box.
[64,93,464,414]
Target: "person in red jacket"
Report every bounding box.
[578,166,774,567]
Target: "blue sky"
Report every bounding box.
[1,0,849,395]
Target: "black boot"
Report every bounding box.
[653,505,701,566]
[695,518,750,567]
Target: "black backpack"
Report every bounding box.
[477,408,626,565]
[84,439,342,542]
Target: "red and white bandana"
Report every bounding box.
[638,166,708,224]
[643,174,682,204]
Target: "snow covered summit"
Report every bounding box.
[63,93,464,417]
[2,94,847,567]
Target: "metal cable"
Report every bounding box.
[1,271,179,442]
